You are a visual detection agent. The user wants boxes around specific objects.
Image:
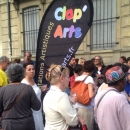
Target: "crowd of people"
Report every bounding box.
[0,52,130,130]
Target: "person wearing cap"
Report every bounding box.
[97,63,129,94]
[94,64,130,130]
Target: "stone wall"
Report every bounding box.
[121,0,130,53]
[0,1,8,57]
[0,0,129,64]
[0,5,2,56]
[0,0,19,59]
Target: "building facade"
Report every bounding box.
[0,0,129,64]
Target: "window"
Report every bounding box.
[90,0,118,50]
[22,6,40,54]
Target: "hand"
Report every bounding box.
[69,92,77,104]
[69,96,77,104]
[94,86,98,91]
[40,84,48,92]
[78,116,85,125]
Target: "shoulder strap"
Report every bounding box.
[82,76,88,82]
[97,89,118,108]
[0,84,27,121]
[13,85,27,105]
[74,76,88,83]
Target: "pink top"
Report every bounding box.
[94,87,130,130]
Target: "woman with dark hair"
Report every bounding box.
[0,63,41,130]
[12,58,21,64]
[21,62,44,130]
[73,64,83,77]
[92,56,106,87]
[74,60,97,130]
[119,56,127,64]
[126,57,130,67]
[70,64,83,87]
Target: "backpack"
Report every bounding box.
[71,76,91,105]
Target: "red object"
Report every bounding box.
[82,125,87,130]
[70,75,75,88]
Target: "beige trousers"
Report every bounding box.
[77,107,94,130]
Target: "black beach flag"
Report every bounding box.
[35,0,93,86]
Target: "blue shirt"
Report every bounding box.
[125,81,130,96]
